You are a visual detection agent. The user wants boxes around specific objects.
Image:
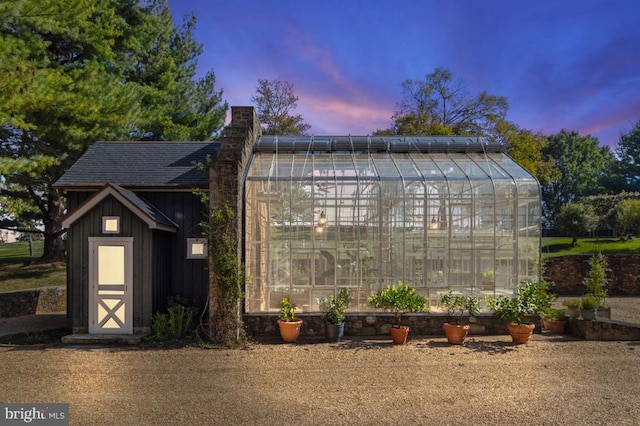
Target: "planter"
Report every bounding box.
[325,322,345,342]
[277,319,303,342]
[442,323,470,345]
[542,318,567,334]
[580,309,597,321]
[390,325,410,345]
[508,323,535,344]
[566,306,580,319]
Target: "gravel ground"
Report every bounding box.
[1,333,640,425]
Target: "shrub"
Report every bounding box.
[149,296,199,342]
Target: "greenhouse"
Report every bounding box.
[244,135,541,313]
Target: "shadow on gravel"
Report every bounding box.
[416,338,518,355]
[330,339,395,351]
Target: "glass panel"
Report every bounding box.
[244,147,541,313]
[98,246,124,285]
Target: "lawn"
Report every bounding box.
[0,241,66,293]
[542,237,640,257]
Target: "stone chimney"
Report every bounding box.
[208,107,260,342]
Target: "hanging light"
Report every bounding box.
[315,211,328,234]
[429,216,439,230]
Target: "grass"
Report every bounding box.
[0,241,66,293]
[542,237,640,257]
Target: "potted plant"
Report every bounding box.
[368,281,426,344]
[482,268,495,290]
[562,298,581,319]
[580,294,600,321]
[277,296,303,342]
[317,288,350,342]
[437,291,480,345]
[541,307,568,333]
[487,280,554,344]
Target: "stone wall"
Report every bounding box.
[244,313,543,338]
[0,286,66,317]
[544,255,640,295]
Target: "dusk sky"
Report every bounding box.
[167,0,640,148]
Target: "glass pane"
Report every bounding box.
[98,246,124,285]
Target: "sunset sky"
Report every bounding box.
[167,0,640,147]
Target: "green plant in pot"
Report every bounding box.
[487,280,553,344]
[317,288,350,342]
[580,294,600,321]
[437,291,480,345]
[541,307,568,333]
[368,281,426,344]
[562,298,581,319]
[277,296,303,342]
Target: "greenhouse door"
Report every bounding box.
[88,238,133,334]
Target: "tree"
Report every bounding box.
[555,203,599,246]
[497,120,560,186]
[541,130,613,227]
[615,199,640,239]
[384,68,508,140]
[613,120,640,191]
[0,0,227,260]
[251,79,310,135]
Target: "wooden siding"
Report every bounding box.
[66,190,209,319]
[66,195,154,330]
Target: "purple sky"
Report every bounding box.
[167,0,640,147]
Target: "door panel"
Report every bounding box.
[89,238,133,334]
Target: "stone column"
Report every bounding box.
[208,107,260,342]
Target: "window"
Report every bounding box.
[102,216,120,234]
[187,238,207,259]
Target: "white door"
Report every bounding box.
[89,237,133,334]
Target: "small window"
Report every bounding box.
[187,238,207,259]
[102,216,120,234]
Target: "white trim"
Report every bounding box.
[62,184,177,232]
[187,238,208,259]
[88,237,134,334]
[102,216,120,234]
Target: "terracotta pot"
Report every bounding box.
[508,322,535,344]
[543,318,567,334]
[277,319,303,342]
[390,325,410,345]
[443,323,470,345]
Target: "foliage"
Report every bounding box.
[437,291,480,324]
[280,296,298,322]
[580,294,601,310]
[251,79,310,135]
[555,203,599,246]
[318,288,351,324]
[541,130,613,227]
[383,68,508,141]
[498,121,560,186]
[0,0,226,260]
[562,298,582,309]
[582,252,609,306]
[487,280,555,324]
[613,120,640,191]
[541,307,567,321]
[149,296,199,342]
[615,199,640,239]
[368,281,427,324]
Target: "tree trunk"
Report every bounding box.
[41,189,66,261]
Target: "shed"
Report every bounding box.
[55,142,216,334]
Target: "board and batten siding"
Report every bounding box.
[66,195,155,331]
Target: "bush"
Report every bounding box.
[149,296,199,342]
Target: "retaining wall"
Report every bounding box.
[544,255,640,295]
[0,287,66,317]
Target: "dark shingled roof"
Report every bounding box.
[55,141,219,188]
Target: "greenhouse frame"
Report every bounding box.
[244,135,541,313]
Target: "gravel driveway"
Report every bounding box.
[2,333,640,425]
